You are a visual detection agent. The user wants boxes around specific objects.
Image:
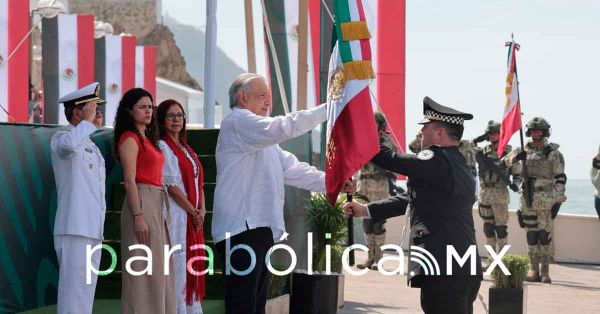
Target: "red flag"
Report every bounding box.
[0,0,29,122]
[498,41,522,156]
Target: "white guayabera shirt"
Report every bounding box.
[212,106,327,243]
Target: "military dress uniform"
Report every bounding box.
[366,97,482,314]
[357,113,397,270]
[503,117,566,284]
[50,83,107,314]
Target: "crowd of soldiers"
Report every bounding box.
[361,113,573,284]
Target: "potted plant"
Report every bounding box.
[489,254,530,314]
[290,193,359,313]
[266,264,290,314]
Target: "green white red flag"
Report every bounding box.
[498,40,522,156]
[325,0,379,204]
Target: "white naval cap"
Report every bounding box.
[57,82,106,107]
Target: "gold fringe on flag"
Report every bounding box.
[341,21,371,41]
[343,60,375,81]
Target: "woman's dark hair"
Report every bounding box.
[156,99,188,145]
[113,88,159,160]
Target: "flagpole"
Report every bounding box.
[244,0,256,73]
[511,33,532,208]
[513,34,525,152]
[203,0,217,128]
[297,0,308,111]
[347,192,355,266]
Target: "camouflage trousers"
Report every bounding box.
[520,199,554,264]
[478,187,509,252]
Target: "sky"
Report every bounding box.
[162,0,600,179]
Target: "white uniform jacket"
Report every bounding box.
[51,121,106,240]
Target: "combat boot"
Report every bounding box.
[370,233,386,270]
[497,237,507,252]
[541,262,552,284]
[525,261,541,282]
[357,234,374,269]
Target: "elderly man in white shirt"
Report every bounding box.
[213,73,349,313]
[51,83,107,314]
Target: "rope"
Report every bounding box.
[320,0,334,22]
[0,0,57,71]
[0,0,58,122]
[260,0,289,115]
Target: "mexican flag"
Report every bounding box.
[95,35,136,126]
[42,14,95,125]
[135,46,157,100]
[498,40,522,156]
[325,0,379,204]
[0,0,29,122]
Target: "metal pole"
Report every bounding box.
[297,0,308,111]
[203,0,217,128]
[347,192,355,266]
[244,0,256,73]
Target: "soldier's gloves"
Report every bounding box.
[551,203,562,219]
[593,157,600,170]
[509,183,519,192]
[515,151,527,161]
[474,133,488,144]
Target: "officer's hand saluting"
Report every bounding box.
[81,101,97,123]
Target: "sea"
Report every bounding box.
[396,179,599,217]
[507,178,598,216]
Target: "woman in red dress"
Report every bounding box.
[113,88,176,314]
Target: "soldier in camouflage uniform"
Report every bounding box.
[502,117,566,284]
[476,121,512,253]
[459,139,479,177]
[356,112,397,270]
[591,146,600,220]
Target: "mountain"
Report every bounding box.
[68,0,201,90]
[163,14,246,112]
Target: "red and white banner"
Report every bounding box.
[42,14,95,125]
[0,0,29,122]
[95,35,136,126]
[366,0,406,153]
[135,46,157,100]
[498,41,522,156]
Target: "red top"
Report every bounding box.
[119,130,164,187]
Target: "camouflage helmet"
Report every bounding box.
[374,111,387,131]
[485,120,501,134]
[525,117,551,137]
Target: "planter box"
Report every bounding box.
[290,272,339,314]
[337,274,345,308]
[489,286,527,314]
[266,294,290,314]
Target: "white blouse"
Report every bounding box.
[159,140,201,209]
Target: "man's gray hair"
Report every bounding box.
[229,73,264,109]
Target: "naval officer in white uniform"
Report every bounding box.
[51,82,107,314]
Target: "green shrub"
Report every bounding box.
[307,193,367,272]
[267,264,289,299]
[491,254,530,289]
